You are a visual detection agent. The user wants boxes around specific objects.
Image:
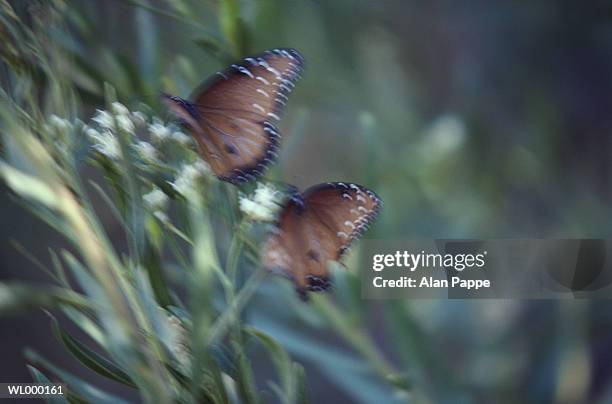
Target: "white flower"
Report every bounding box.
[131,111,147,126]
[92,110,114,130]
[135,141,157,161]
[85,127,99,139]
[143,188,168,211]
[239,197,276,222]
[111,102,130,116]
[149,120,170,142]
[86,127,120,159]
[191,160,211,176]
[49,114,72,132]
[239,183,281,222]
[253,183,279,207]
[239,198,275,222]
[171,131,192,146]
[168,160,211,195]
[116,114,135,133]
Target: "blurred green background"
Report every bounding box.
[3,0,612,403]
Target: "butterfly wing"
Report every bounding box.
[262,199,306,286]
[263,182,382,298]
[165,48,303,184]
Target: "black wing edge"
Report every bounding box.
[304,182,383,258]
[265,264,332,301]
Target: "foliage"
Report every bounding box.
[0,1,408,402]
[3,1,611,403]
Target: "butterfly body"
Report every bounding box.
[263,182,382,299]
[163,48,304,184]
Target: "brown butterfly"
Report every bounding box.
[162,48,304,184]
[262,182,382,299]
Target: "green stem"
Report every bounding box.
[226,221,246,286]
[206,267,267,347]
[312,296,403,390]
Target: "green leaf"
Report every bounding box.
[11,240,61,285]
[25,350,130,404]
[49,249,70,288]
[0,282,89,315]
[50,317,136,388]
[143,234,172,307]
[252,319,397,404]
[245,327,305,404]
[0,161,59,209]
[206,357,230,404]
[60,251,134,369]
[61,252,100,298]
[293,363,308,404]
[218,0,248,57]
[206,268,267,347]
[27,365,70,404]
[61,306,107,348]
[232,340,259,404]
[88,181,128,232]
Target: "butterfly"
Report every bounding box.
[162,48,304,184]
[262,182,382,299]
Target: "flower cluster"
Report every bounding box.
[143,188,169,222]
[45,114,75,155]
[168,160,211,196]
[239,183,283,222]
[48,115,73,135]
[78,101,216,223]
[85,102,138,159]
[84,102,192,161]
[148,117,192,146]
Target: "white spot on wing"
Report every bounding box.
[256,76,270,85]
[233,65,254,78]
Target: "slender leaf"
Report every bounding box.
[246,327,299,404]
[25,350,130,404]
[0,282,89,315]
[50,317,136,388]
[27,365,70,404]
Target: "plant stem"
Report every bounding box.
[312,296,405,391]
[206,267,267,347]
